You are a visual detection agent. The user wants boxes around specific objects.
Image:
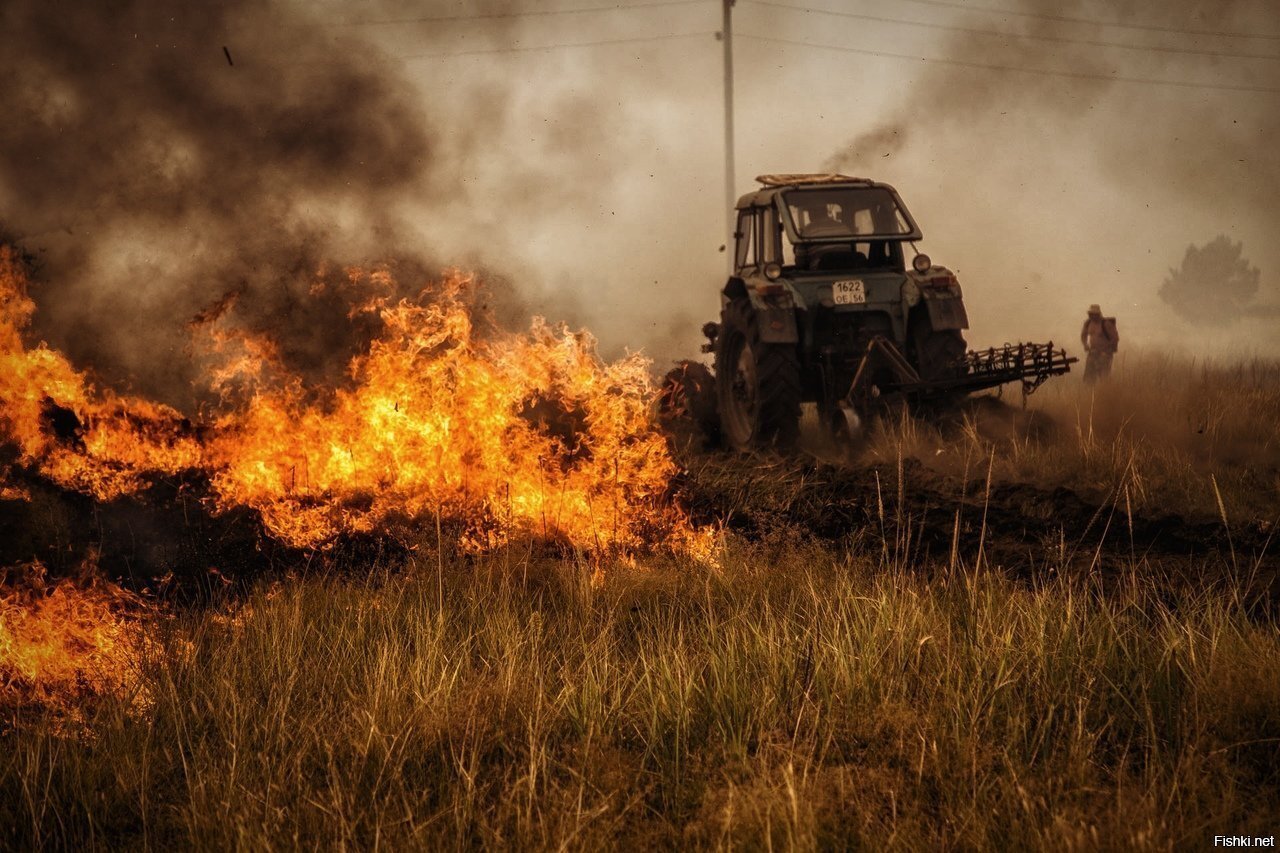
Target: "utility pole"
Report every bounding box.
[721,0,736,274]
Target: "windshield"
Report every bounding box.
[782,187,913,240]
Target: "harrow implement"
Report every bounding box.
[955,342,1079,396]
[843,337,1077,414]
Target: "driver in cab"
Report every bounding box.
[800,203,847,238]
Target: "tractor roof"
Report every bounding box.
[736,174,890,210]
[755,173,871,187]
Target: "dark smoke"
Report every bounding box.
[825,1,1118,174]
[0,0,450,407]
[823,125,908,173]
[828,2,1279,163]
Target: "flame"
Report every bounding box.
[0,560,154,713]
[0,246,714,557]
[0,248,202,500]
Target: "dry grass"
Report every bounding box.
[855,350,1280,524]
[2,538,1278,851]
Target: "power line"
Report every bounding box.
[894,0,1280,43]
[743,0,1280,62]
[340,0,706,28]
[738,33,1280,94]
[400,30,715,60]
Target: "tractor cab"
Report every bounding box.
[732,175,920,280]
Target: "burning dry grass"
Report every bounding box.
[0,248,203,500]
[0,560,155,720]
[0,241,712,735]
[1,545,1277,850]
[0,246,710,557]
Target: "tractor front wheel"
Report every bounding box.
[715,300,801,451]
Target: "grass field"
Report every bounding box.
[2,351,1279,851]
[852,350,1280,525]
[3,545,1278,850]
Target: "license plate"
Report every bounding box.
[833,279,866,305]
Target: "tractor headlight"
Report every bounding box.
[912,254,932,273]
[764,262,782,281]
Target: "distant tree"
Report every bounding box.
[1159,235,1261,325]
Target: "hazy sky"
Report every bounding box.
[3,0,1277,405]
[358,0,1280,361]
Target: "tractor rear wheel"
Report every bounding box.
[715,300,801,451]
[908,313,969,415]
[911,320,967,383]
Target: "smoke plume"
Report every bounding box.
[0,0,452,406]
[0,0,733,404]
[826,1,1279,189]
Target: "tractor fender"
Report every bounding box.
[748,287,799,344]
[723,277,798,343]
[754,305,798,343]
[919,288,969,331]
[906,267,969,331]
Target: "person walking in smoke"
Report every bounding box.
[1080,304,1119,384]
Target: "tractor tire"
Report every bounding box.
[659,360,720,445]
[714,299,802,451]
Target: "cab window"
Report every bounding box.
[735,211,756,272]
[759,206,779,265]
[782,187,913,239]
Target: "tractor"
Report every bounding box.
[663,174,1074,450]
